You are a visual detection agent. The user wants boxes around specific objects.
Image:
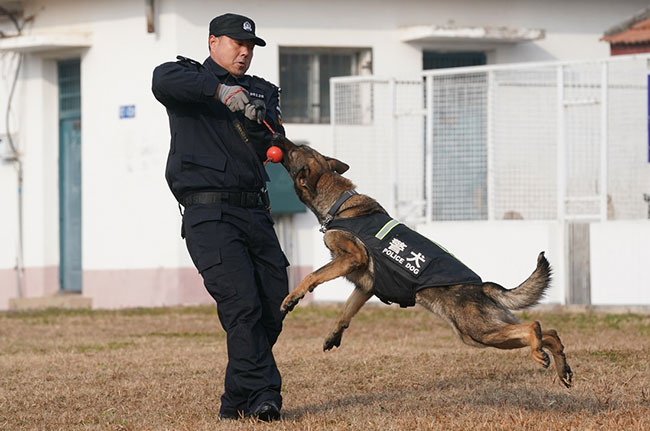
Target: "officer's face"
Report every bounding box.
[209,35,255,76]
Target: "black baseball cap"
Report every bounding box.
[209,13,266,47]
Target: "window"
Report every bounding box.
[279,47,372,123]
[423,51,486,70]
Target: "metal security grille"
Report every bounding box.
[606,58,648,220]
[59,60,81,119]
[331,77,425,222]
[332,54,650,223]
[488,67,558,221]
[428,72,487,221]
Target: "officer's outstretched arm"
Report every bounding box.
[152,61,220,107]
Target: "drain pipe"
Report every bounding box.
[16,159,24,298]
[5,52,25,298]
[1,6,27,298]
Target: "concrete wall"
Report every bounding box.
[0,0,648,309]
[590,221,650,305]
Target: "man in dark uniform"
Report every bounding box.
[151,13,288,421]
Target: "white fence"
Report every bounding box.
[331,55,650,224]
[330,55,650,305]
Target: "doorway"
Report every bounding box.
[58,59,82,292]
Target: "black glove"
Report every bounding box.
[244,99,266,124]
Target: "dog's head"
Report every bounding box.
[273,134,349,200]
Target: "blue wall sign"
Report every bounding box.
[119,105,136,119]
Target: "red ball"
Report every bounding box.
[266,146,283,163]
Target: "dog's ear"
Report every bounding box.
[295,165,321,196]
[326,157,349,174]
[295,167,308,188]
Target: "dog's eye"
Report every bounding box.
[293,166,307,178]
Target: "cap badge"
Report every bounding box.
[243,21,252,32]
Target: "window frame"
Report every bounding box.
[279,47,372,124]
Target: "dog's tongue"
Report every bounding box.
[264,146,283,166]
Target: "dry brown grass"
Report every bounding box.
[1,304,649,430]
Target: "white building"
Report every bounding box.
[1,0,648,310]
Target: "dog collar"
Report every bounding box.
[320,190,358,233]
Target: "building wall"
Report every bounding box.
[590,221,650,305]
[0,0,648,309]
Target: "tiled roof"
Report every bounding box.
[602,8,650,45]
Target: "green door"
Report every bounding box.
[58,59,82,292]
[265,162,305,215]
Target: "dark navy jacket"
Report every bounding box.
[327,213,483,307]
[152,56,284,201]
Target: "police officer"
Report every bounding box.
[152,13,288,421]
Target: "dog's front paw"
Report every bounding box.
[323,332,342,351]
[280,294,301,313]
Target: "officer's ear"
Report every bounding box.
[325,157,349,175]
[208,35,221,53]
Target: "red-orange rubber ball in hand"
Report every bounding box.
[266,146,283,163]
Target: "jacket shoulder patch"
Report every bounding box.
[251,75,279,92]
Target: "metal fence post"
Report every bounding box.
[600,61,609,222]
[556,64,570,305]
[330,80,337,154]
[486,70,495,221]
[556,64,566,224]
[425,75,434,222]
[389,78,398,215]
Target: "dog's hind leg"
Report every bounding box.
[479,321,550,368]
[323,287,373,351]
[542,329,573,388]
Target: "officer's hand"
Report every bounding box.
[244,99,266,124]
[217,84,250,112]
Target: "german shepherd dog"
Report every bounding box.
[273,135,573,388]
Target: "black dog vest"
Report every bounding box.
[327,212,482,307]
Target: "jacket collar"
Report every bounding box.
[203,56,249,86]
[204,57,229,78]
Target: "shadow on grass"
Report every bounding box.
[283,373,610,420]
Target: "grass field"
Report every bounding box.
[1,304,649,430]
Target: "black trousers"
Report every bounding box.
[183,203,289,414]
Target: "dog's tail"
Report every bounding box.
[482,252,552,310]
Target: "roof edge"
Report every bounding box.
[400,24,545,44]
[603,7,650,37]
[0,33,92,53]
